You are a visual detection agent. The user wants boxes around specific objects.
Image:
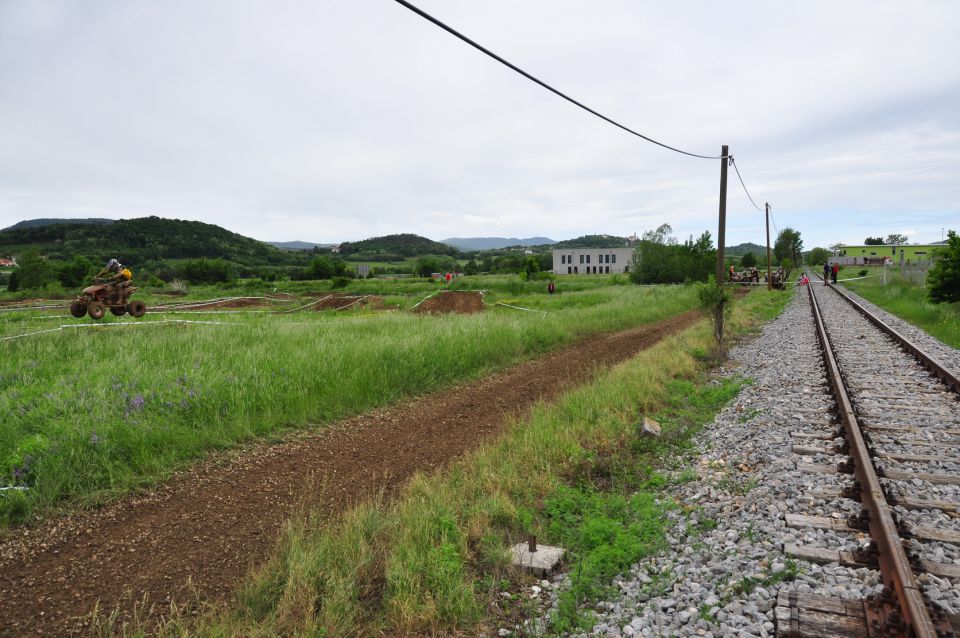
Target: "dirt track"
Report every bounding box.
[0,310,700,636]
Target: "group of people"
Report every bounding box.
[728,265,788,289]
[822,261,839,285]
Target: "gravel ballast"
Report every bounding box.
[522,288,959,638]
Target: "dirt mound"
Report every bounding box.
[312,294,384,311]
[414,290,485,314]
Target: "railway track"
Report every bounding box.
[775,278,960,636]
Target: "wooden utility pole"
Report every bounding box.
[765,202,772,290]
[715,145,729,288]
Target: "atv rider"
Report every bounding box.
[94,259,133,303]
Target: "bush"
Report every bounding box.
[330,276,351,289]
[927,230,960,303]
[858,269,869,277]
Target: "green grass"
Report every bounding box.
[843,268,960,348]
[158,288,793,637]
[1,279,698,525]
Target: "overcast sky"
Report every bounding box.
[1,1,958,249]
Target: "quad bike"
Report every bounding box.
[70,280,146,320]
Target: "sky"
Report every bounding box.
[1,0,958,249]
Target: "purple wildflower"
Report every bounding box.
[128,394,145,412]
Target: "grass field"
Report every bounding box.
[134,288,791,637]
[1,276,693,525]
[843,268,960,349]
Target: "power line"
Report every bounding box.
[730,157,763,212]
[392,0,726,160]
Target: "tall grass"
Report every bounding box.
[178,289,791,637]
[1,285,696,524]
[844,270,960,348]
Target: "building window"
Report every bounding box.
[593,266,598,274]
[605,266,610,274]
[586,255,591,264]
[612,253,616,263]
[579,255,584,264]
[574,266,578,273]
[606,254,610,264]
[567,266,572,274]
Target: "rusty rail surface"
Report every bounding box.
[825,282,960,395]
[806,282,944,637]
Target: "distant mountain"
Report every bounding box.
[724,242,766,257]
[3,217,115,231]
[0,216,299,266]
[269,241,336,251]
[441,237,556,251]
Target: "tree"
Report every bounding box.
[927,230,960,303]
[57,255,95,288]
[864,237,885,245]
[885,233,909,245]
[630,229,714,285]
[519,255,540,279]
[641,223,676,245]
[829,242,844,254]
[13,248,53,290]
[806,247,831,266]
[463,260,478,275]
[773,228,803,267]
[741,252,757,268]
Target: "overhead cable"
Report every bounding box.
[392,0,726,160]
[730,157,763,212]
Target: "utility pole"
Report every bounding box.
[765,202,772,290]
[715,145,729,289]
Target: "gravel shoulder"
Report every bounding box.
[536,289,959,638]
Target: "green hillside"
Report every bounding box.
[2,218,115,231]
[0,216,299,266]
[338,233,460,261]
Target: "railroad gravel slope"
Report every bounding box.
[534,290,959,638]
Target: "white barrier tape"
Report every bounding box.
[495,302,546,314]
[2,319,243,342]
[409,290,441,310]
[334,295,370,311]
[279,295,333,314]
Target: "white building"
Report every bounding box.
[552,248,634,275]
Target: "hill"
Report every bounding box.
[337,233,459,260]
[269,241,332,251]
[0,216,298,266]
[724,242,766,257]
[441,237,556,251]
[552,234,630,249]
[2,217,115,231]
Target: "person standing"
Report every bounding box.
[547,281,556,294]
[823,262,830,285]
[831,262,839,284]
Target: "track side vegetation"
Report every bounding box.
[2,281,694,525]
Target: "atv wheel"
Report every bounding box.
[87,301,106,320]
[69,301,87,318]
[127,300,146,318]
[110,306,127,316]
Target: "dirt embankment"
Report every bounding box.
[414,290,485,314]
[0,310,701,636]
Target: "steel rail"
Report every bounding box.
[806,282,941,637]
[826,283,960,395]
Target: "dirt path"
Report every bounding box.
[0,310,700,636]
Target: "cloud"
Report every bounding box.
[0,0,958,248]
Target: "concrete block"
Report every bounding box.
[510,543,565,576]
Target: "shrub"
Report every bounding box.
[927,230,960,303]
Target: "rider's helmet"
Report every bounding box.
[106,259,121,272]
